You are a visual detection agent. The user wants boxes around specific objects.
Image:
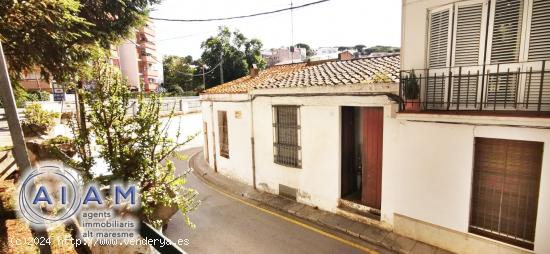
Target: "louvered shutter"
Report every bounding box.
[527,0,550,61]
[428,8,452,68]
[451,1,486,109]
[470,138,543,250]
[454,3,484,66]
[489,0,524,64]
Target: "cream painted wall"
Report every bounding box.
[200,100,254,185]
[384,113,550,253]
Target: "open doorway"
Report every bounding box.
[341,107,383,216]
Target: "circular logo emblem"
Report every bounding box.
[18,164,82,226]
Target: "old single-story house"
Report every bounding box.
[200,55,400,221]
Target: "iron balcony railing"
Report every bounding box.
[399,60,550,115]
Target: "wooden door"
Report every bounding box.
[361,107,383,210]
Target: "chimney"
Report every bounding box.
[338,51,353,61]
[249,64,259,78]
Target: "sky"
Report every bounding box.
[150,0,402,59]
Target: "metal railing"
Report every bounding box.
[399,60,550,115]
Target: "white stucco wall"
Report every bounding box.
[252,94,396,212]
[200,97,254,185]
[384,113,550,253]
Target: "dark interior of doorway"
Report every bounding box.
[341,106,362,203]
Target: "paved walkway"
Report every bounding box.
[188,150,454,254]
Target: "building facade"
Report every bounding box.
[200,55,401,232]
[395,0,550,253]
[112,20,161,92]
[263,47,306,66]
[201,0,550,253]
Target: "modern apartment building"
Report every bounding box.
[112,20,161,92]
[136,21,161,91]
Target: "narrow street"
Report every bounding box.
[165,148,393,254]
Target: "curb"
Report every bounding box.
[187,151,453,254]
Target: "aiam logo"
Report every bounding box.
[18,163,137,228]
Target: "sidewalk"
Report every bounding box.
[188,151,453,254]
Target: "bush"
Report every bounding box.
[27,90,50,101]
[21,103,60,136]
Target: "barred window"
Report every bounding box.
[218,111,229,158]
[273,106,301,168]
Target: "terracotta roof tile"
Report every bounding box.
[202,63,307,94]
[202,55,400,94]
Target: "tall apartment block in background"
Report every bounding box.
[111,20,161,92]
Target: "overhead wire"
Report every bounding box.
[150,0,330,22]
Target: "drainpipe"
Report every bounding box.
[249,95,256,189]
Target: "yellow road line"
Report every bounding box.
[187,153,379,254]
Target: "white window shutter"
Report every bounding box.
[527,0,550,61]
[490,0,524,64]
[428,8,452,68]
[454,3,485,66]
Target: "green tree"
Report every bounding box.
[68,60,199,228]
[364,45,401,55]
[295,43,314,57]
[200,26,266,88]
[162,55,197,94]
[0,0,160,82]
[354,44,367,53]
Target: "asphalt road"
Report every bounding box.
[165,149,392,254]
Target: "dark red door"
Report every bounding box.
[361,107,383,210]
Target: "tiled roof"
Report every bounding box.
[202,55,400,94]
[202,63,307,94]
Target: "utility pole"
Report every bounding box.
[219,49,224,85]
[202,65,206,89]
[0,42,31,171]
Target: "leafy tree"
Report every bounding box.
[67,60,199,228]
[163,55,197,94]
[295,43,314,57]
[364,45,400,55]
[337,46,353,52]
[200,26,266,88]
[0,0,160,82]
[354,44,367,53]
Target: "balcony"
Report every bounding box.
[399,60,550,116]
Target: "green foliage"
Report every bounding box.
[71,61,199,227]
[354,44,366,53]
[403,71,420,100]
[163,55,198,94]
[21,103,60,135]
[44,135,73,146]
[372,73,393,83]
[364,45,400,55]
[0,0,160,82]
[200,26,266,88]
[27,90,51,102]
[295,43,314,57]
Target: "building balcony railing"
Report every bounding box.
[399,60,550,116]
